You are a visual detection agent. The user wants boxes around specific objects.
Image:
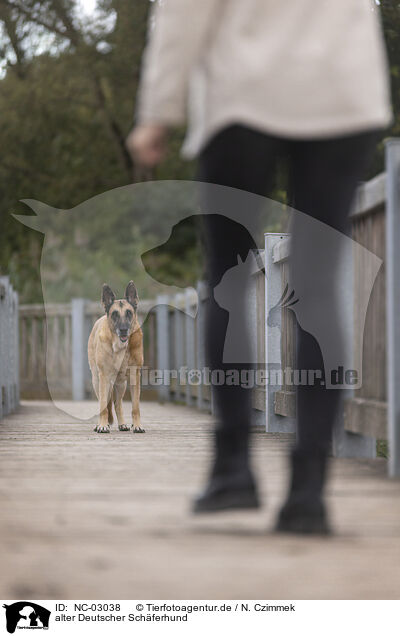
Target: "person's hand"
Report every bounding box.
[126,124,168,168]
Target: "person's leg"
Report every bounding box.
[194,124,282,512]
[277,130,379,533]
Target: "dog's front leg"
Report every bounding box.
[130,366,144,433]
[114,381,130,431]
[95,373,112,433]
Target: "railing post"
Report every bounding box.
[264,233,295,433]
[0,277,6,419]
[0,277,11,416]
[72,298,86,401]
[0,277,19,418]
[13,290,20,407]
[156,295,170,402]
[249,263,266,427]
[332,235,376,459]
[173,293,185,402]
[386,139,400,477]
[8,288,16,412]
[5,277,12,415]
[185,288,196,407]
[196,281,208,411]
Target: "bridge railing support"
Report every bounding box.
[265,230,377,457]
[265,152,400,467]
[154,287,212,412]
[0,276,19,420]
[386,138,400,477]
[264,232,295,434]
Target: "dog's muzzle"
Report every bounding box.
[118,329,129,343]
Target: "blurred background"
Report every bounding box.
[1,0,398,305]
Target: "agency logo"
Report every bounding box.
[13,180,381,401]
[2,603,50,634]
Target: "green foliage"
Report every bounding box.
[0,0,152,301]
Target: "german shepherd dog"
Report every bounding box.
[88,281,144,433]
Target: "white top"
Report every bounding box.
[137,0,392,158]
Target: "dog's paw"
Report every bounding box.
[118,423,131,431]
[133,427,145,433]
[95,425,111,434]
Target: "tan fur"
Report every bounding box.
[88,283,144,434]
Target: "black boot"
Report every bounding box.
[193,459,260,513]
[275,449,331,535]
[193,425,260,513]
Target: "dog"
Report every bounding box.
[88,281,144,433]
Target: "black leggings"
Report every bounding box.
[197,124,377,461]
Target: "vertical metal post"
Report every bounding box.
[173,294,185,401]
[8,288,15,412]
[386,139,400,477]
[0,276,5,420]
[5,277,11,415]
[0,277,10,416]
[196,281,207,411]
[0,277,19,416]
[156,295,170,402]
[248,264,263,427]
[14,290,20,407]
[264,233,295,433]
[185,288,196,406]
[332,234,376,458]
[72,298,86,401]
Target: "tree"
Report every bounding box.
[0,0,197,301]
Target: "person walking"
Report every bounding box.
[126,0,391,533]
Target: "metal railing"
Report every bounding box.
[0,276,19,419]
[264,139,400,472]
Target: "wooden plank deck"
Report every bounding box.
[1,400,400,599]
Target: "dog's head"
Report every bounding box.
[102,281,139,343]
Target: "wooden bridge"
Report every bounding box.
[1,399,400,600]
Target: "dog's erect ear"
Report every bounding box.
[102,284,116,314]
[125,280,139,309]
